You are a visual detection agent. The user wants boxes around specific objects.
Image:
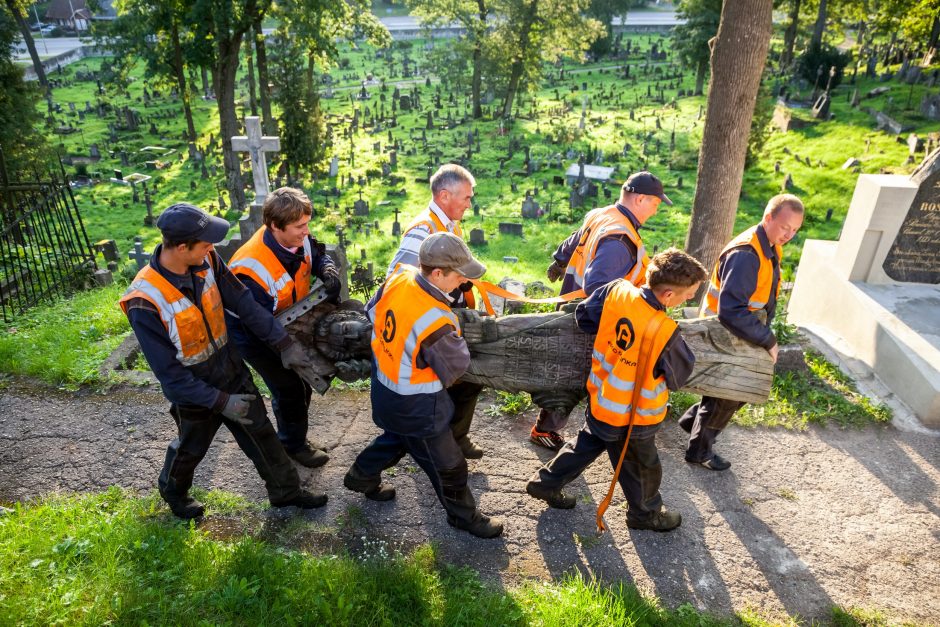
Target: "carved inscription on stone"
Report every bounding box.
[883,152,940,284]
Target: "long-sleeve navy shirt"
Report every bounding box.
[714,224,778,349]
[575,280,695,441]
[554,203,642,295]
[124,246,291,410]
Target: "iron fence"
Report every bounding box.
[0,148,96,322]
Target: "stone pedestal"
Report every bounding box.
[789,171,940,427]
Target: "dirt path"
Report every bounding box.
[1,381,937,624]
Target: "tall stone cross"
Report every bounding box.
[231,116,280,205]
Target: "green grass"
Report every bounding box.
[0,487,896,626]
[0,281,130,386]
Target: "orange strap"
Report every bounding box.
[595,313,669,532]
[468,279,586,316]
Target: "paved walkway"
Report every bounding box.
[1,382,936,623]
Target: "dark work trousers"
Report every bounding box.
[530,419,664,523]
[158,391,302,505]
[679,396,746,463]
[239,341,312,454]
[354,429,480,526]
[448,381,483,445]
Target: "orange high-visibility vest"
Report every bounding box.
[370,265,461,396]
[701,225,782,317]
[402,207,475,309]
[587,281,676,427]
[119,261,228,367]
[565,205,648,293]
[228,226,312,314]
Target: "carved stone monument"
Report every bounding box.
[789,149,940,427]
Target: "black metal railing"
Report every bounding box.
[0,148,96,322]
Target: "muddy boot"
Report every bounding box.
[343,463,396,501]
[627,509,681,532]
[447,513,504,539]
[288,443,330,468]
[160,489,205,520]
[271,489,328,509]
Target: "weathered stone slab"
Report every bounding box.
[882,150,940,284]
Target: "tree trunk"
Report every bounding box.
[306,52,316,103]
[215,40,247,211]
[245,37,258,116]
[810,0,827,51]
[471,43,483,118]
[5,0,47,89]
[780,0,801,69]
[685,0,773,303]
[171,20,196,142]
[201,66,211,98]
[694,57,706,95]
[253,18,275,134]
[500,0,539,119]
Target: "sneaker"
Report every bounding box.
[160,490,205,520]
[686,454,731,471]
[627,509,682,532]
[530,426,565,451]
[447,514,504,539]
[458,437,484,460]
[288,444,330,468]
[343,464,396,501]
[525,481,576,509]
[272,489,328,509]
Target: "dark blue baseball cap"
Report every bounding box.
[156,203,230,243]
[622,171,673,205]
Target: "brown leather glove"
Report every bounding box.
[546,259,566,283]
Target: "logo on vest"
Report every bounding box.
[382,310,397,342]
[614,317,635,351]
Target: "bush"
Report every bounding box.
[795,44,851,90]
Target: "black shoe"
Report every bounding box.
[458,437,484,460]
[343,465,396,501]
[447,514,504,538]
[525,481,576,509]
[160,490,205,520]
[627,509,682,532]
[288,444,330,468]
[686,454,731,471]
[272,489,328,509]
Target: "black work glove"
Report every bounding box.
[281,341,313,371]
[321,265,341,301]
[546,259,566,283]
[221,393,256,424]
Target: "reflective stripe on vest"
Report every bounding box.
[586,281,676,427]
[229,225,312,313]
[700,225,782,318]
[119,261,228,367]
[564,205,648,293]
[371,266,460,396]
[402,208,475,309]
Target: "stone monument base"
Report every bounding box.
[788,240,940,428]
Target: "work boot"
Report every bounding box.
[271,489,328,509]
[457,437,484,460]
[525,480,576,509]
[160,489,205,520]
[685,453,731,471]
[627,509,682,532]
[288,444,330,468]
[447,513,504,539]
[343,464,396,501]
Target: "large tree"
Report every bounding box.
[672,0,722,96]
[779,0,802,69]
[2,0,46,89]
[0,9,46,176]
[684,0,773,298]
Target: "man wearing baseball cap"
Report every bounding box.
[343,232,503,538]
[533,171,672,451]
[119,203,328,519]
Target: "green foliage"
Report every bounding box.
[0,487,785,626]
[0,8,48,175]
[735,350,892,430]
[484,390,532,416]
[672,0,721,80]
[0,282,130,386]
[795,43,851,89]
[746,77,775,167]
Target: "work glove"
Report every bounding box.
[321,265,342,301]
[281,341,313,371]
[546,259,566,283]
[221,393,256,424]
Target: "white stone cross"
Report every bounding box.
[231,116,280,205]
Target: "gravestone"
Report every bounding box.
[353,190,370,216]
[231,115,280,206]
[789,148,940,426]
[94,239,119,262]
[329,156,339,177]
[520,191,540,219]
[469,228,486,246]
[127,237,150,270]
[498,222,524,237]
